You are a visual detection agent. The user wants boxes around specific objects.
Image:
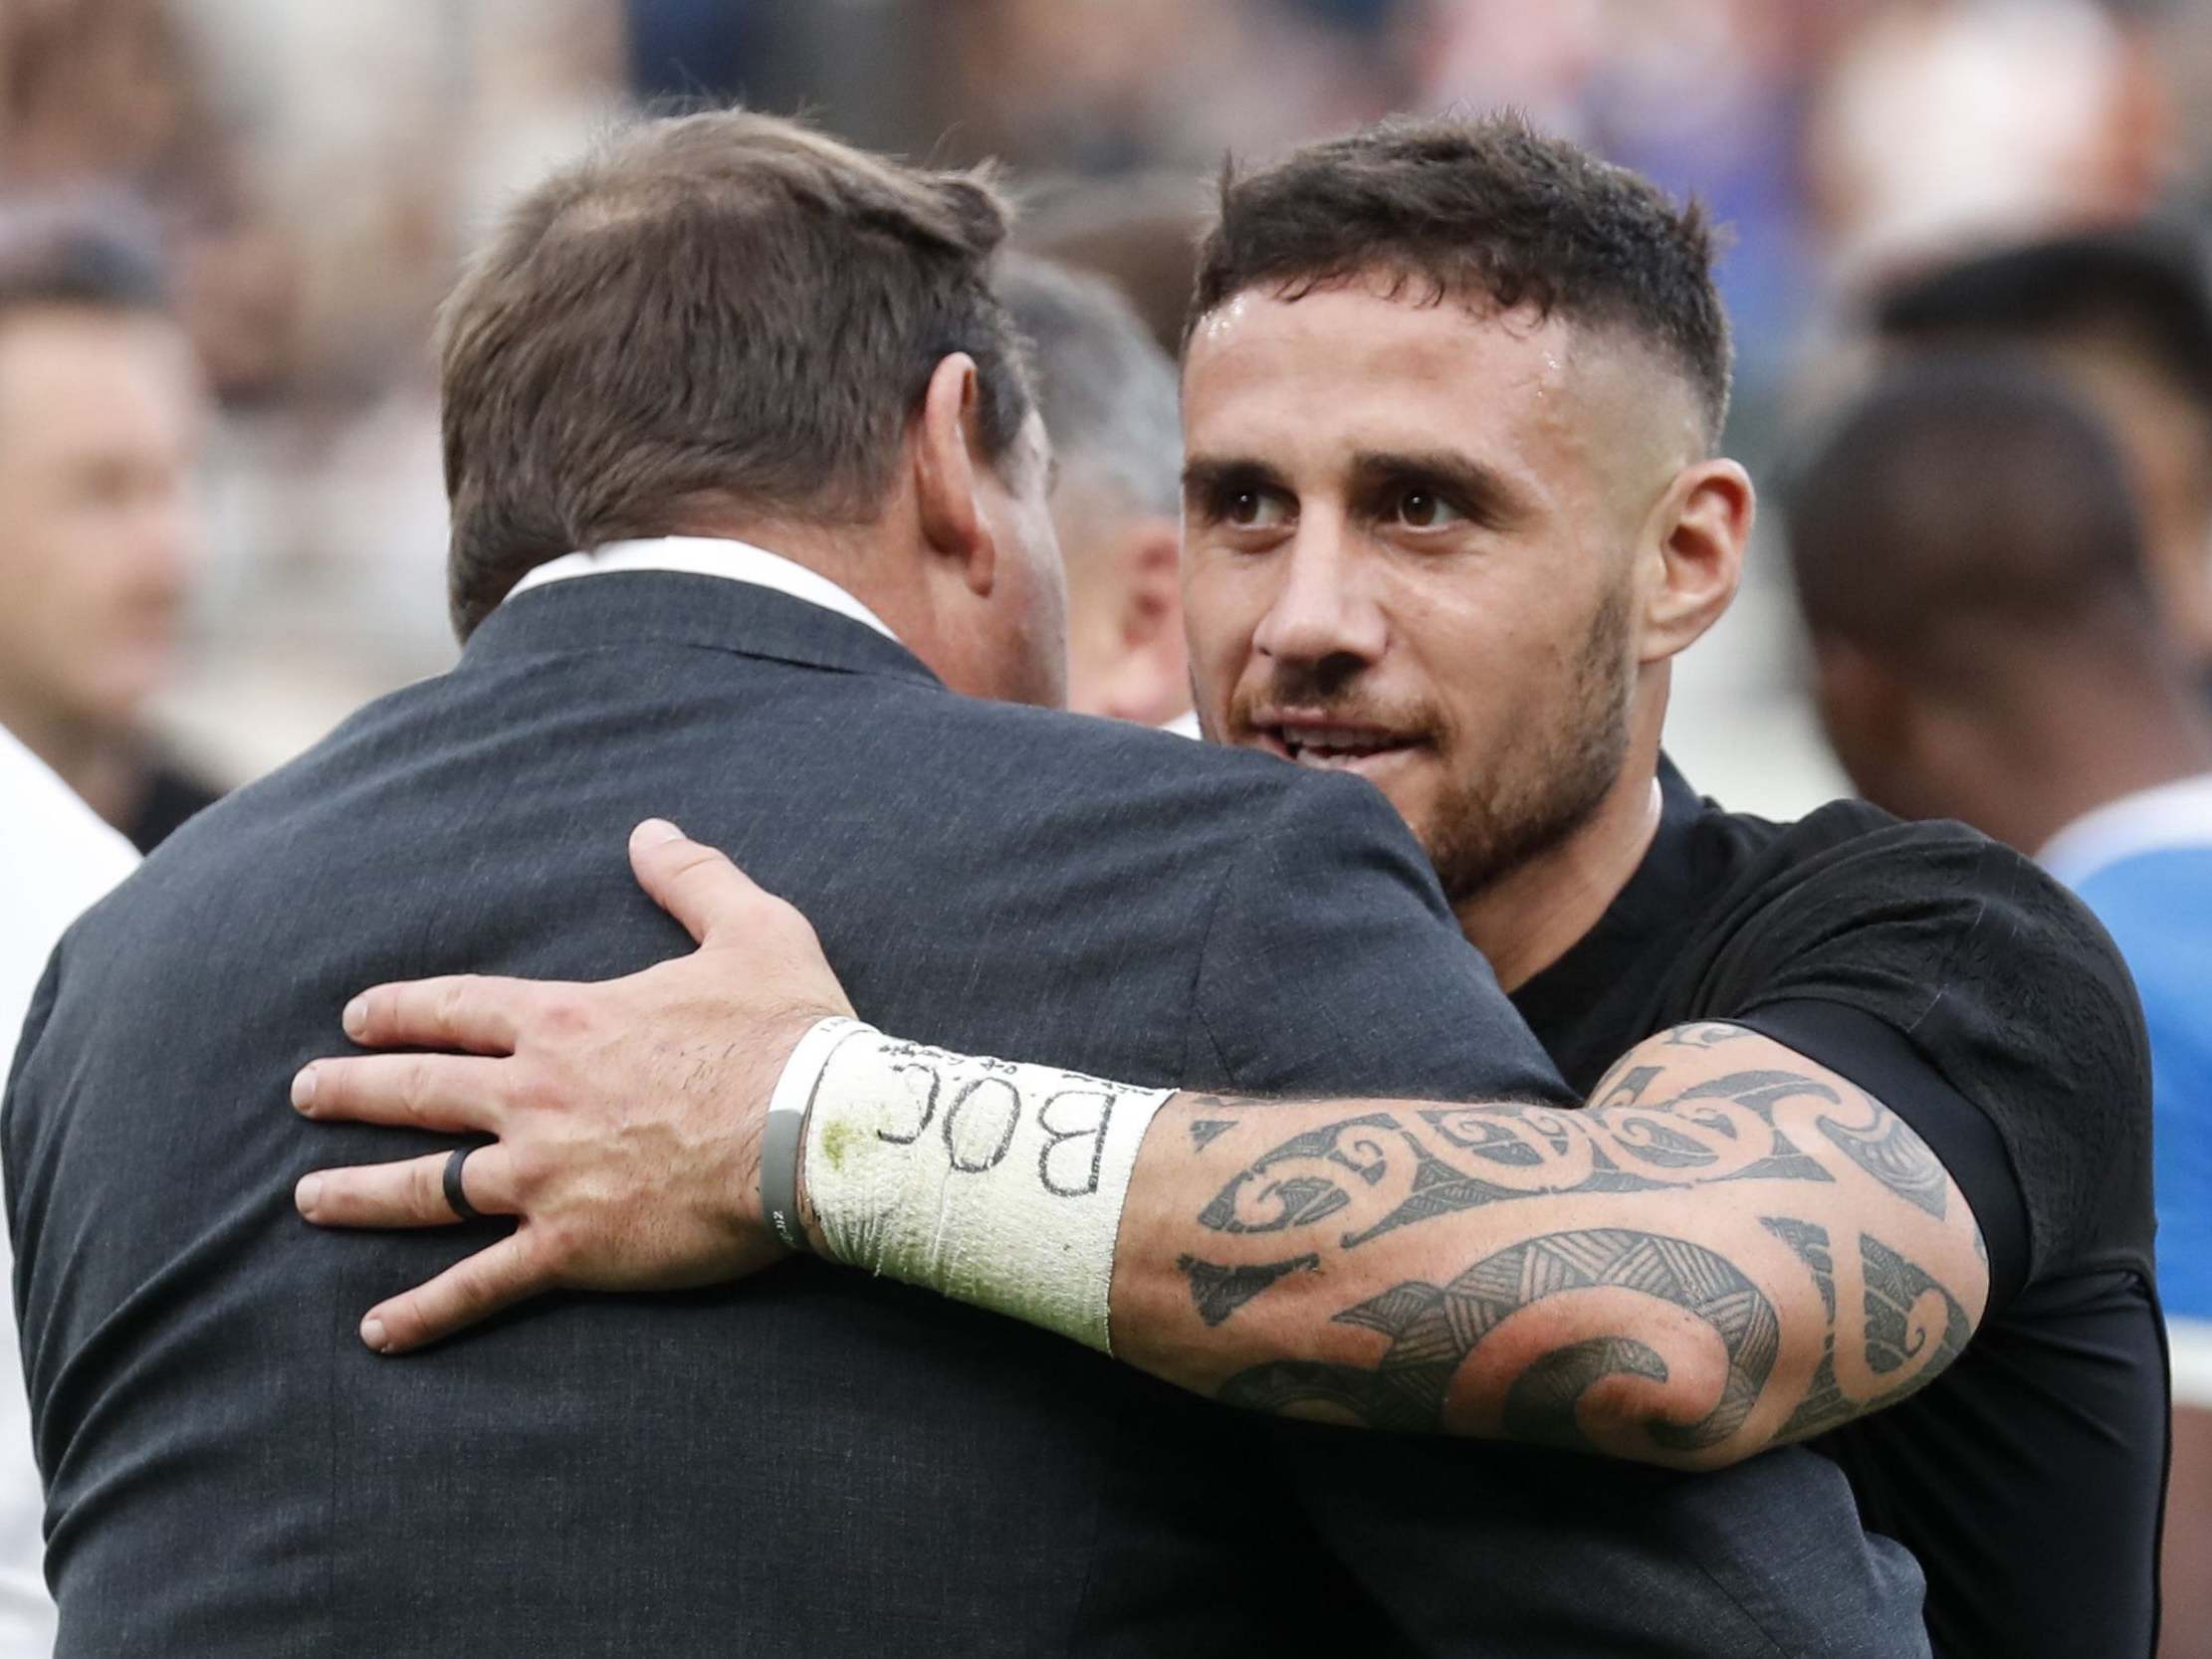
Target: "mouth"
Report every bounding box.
[1250,715,1427,776]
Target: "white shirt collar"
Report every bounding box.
[1,723,137,1081]
[505,534,900,644]
[2038,771,2212,886]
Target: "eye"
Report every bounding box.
[1393,488,1465,529]
[1223,486,1291,530]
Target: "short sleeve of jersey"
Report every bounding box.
[1694,813,2153,1284]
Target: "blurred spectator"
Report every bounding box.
[0,0,297,401]
[1805,0,2169,288]
[0,201,222,853]
[997,254,1188,726]
[4,0,2210,827]
[1017,173,1210,357]
[1402,0,1824,387]
[1783,358,2212,1657]
[942,0,1402,179]
[1872,223,2212,680]
[623,0,762,103]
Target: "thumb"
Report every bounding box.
[628,820,764,946]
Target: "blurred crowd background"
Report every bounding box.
[5,0,2212,817]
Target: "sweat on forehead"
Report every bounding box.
[1185,270,1707,481]
[1182,112,1734,447]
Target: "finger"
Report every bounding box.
[358,1230,549,1354]
[291,1052,511,1133]
[628,819,771,947]
[296,1145,515,1229]
[340,974,537,1053]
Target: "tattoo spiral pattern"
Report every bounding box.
[1220,1228,1781,1452]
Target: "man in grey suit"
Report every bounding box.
[6,111,1921,1655]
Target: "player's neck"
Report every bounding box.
[1455,720,1666,994]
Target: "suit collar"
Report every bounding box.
[459,568,945,691]
[506,535,901,644]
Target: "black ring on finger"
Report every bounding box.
[443,1145,485,1223]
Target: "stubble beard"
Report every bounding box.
[1422,581,1638,912]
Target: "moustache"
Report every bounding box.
[1233,664,1438,733]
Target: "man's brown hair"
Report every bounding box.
[1189,112,1732,443]
[439,109,1033,636]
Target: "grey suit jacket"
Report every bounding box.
[7,572,1927,1656]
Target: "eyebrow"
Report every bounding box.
[1181,455,1294,503]
[1347,448,1530,529]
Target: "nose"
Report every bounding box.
[1251,523,1387,673]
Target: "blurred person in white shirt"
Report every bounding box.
[996,254,1191,729]
[0,201,219,855]
[0,724,138,1658]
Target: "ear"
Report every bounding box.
[1636,458,1753,665]
[911,352,997,598]
[1098,518,1190,725]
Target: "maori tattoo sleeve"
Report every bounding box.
[1178,1025,1982,1460]
[1199,1114,1399,1235]
[1816,1110,1950,1220]
[1762,1221,1971,1440]
[1195,1066,1850,1258]
[1219,1228,1780,1453]
[1179,1253,1321,1328]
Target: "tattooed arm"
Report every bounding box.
[1104,1022,1986,1471]
[293,838,1986,1471]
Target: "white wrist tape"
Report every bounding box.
[789,1020,1169,1353]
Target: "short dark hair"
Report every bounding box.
[1785,356,2153,668]
[1188,112,1732,442]
[1872,224,2212,419]
[439,109,1035,637]
[995,254,1181,518]
[0,196,170,321]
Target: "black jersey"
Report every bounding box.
[1511,760,2165,1659]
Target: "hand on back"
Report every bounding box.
[291,819,851,1351]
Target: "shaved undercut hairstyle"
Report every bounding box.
[1189,111,1733,444]
[1785,357,2155,676]
[439,108,1035,636]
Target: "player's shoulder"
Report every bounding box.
[1741,792,1983,872]
[1720,794,2104,951]
[1699,796,2155,1277]
[1691,792,2142,1076]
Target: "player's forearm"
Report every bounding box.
[1104,1093,1778,1467]
[786,1020,1987,1470]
